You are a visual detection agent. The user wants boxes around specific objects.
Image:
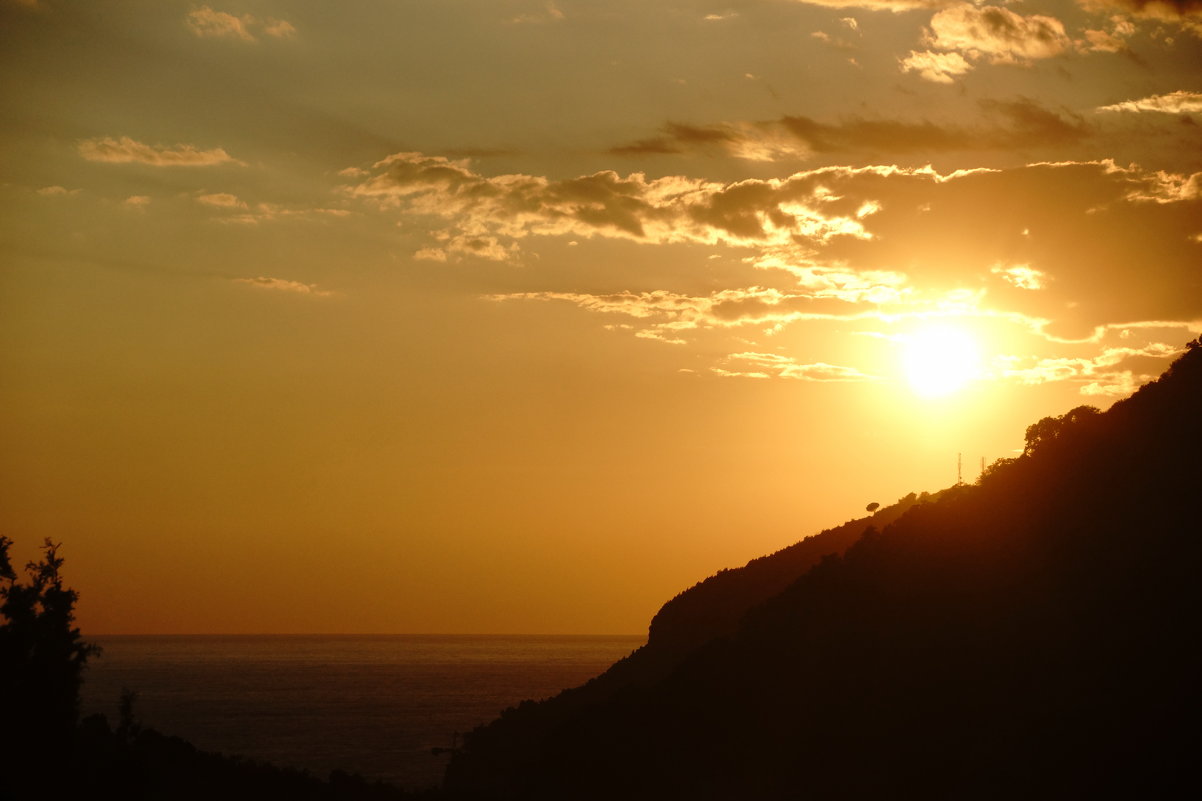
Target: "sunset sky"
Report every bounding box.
[2,0,1199,635]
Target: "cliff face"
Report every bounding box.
[446,341,1202,800]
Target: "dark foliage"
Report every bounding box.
[0,538,99,794]
[0,539,437,801]
[446,339,1202,799]
[63,713,432,801]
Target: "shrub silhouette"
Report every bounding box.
[0,538,440,799]
[0,537,98,795]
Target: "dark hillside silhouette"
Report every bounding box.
[446,339,1202,799]
[439,492,925,792]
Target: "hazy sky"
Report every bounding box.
[2,0,1199,634]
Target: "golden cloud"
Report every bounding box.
[357,155,1201,347]
[991,264,1047,290]
[197,192,248,209]
[486,287,888,343]
[348,152,919,257]
[997,343,1183,394]
[899,50,972,83]
[219,202,353,226]
[78,136,242,167]
[923,4,1072,66]
[186,6,297,42]
[233,276,334,297]
[1097,90,1202,114]
[1077,17,1136,53]
[712,352,878,382]
[36,185,80,197]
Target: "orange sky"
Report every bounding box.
[2,0,1200,634]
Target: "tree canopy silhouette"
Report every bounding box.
[0,537,98,794]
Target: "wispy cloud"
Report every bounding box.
[36,185,80,197]
[193,192,352,224]
[812,16,863,52]
[1097,90,1202,114]
[712,352,878,382]
[997,343,1183,395]
[221,202,353,225]
[196,192,248,209]
[787,0,959,10]
[506,1,566,24]
[79,136,242,167]
[187,6,255,41]
[991,264,1047,290]
[186,6,297,42]
[487,277,911,343]
[233,276,334,297]
[262,19,297,39]
[608,100,1087,160]
[1121,169,1202,203]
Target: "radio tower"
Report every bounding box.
[957,453,962,485]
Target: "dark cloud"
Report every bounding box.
[608,122,740,157]
[1082,0,1202,17]
[978,98,1089,147]
[608,138,684,156]
[608,100,1087,160]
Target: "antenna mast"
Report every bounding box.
[957,452,962,485]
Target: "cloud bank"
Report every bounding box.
[609,100,1087,161]
[350,152,1201,387]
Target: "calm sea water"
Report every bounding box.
[80,634,643,790]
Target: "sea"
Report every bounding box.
[80,634,644,790]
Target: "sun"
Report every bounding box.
[902,325,983,398]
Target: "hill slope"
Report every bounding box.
[446,340,1202,799]
[443,488,927,795]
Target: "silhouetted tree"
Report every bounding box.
[0,537,98,793]
[1023,405,1100,455]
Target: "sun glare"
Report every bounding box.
[902,326,983,398]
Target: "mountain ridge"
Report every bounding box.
[446,339,1202,799]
